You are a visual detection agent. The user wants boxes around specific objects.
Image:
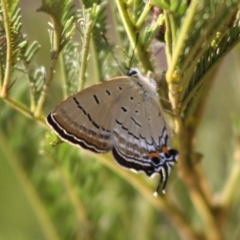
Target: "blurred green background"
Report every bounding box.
[1,1,240,240]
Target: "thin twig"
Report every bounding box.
[34,19,60,117]
[115,0,153,72]
[0,0,12,98]
[3,97,46,127]
[79,20,93,91]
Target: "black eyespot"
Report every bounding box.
[152,157,160,165]
[130,97,134,100]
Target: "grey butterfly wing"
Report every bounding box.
[111,78,171,176]
[47,76,135,153]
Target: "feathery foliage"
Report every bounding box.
[1,1,240,240]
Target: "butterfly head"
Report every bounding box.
[126,68,142,78]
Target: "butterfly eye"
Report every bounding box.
[127,68,139,77]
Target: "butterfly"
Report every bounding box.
[46,68,178,196]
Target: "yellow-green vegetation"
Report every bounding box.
[0,0,240,240]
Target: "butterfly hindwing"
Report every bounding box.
[110,75,171,176]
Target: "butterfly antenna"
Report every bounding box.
[128,34,139,69]
[101,32,126,75]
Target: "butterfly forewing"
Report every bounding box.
[47,76,136,153]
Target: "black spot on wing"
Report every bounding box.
[121,107,127,112]
[102,126,111,133]
[116,119,122,125]
[115,120,140,140]
[131,117,141,127]
[106,90,111,96]
[139,134,155,147]
[93,94,99,104]
[73,97,100,129]
[73,97,86,114]
[129,131,140,140]
[122,125,128,131]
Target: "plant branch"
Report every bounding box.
[135,0,152,29]
[2,97,47,128]
[221,140,240,207]
[34,20,60,117]
[79,19,93,90]
[115,0,153,72]
[59,52,68,99]
[166,0,199,83]
[94,152,203,240]
[0,0,12,98]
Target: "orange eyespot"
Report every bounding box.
[149,152,159,159]
[149,151,160,164]
[162,146,170,155]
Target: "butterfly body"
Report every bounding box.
[47,69,178,194]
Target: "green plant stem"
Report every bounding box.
[79,20,93,91]
[178,122,224,239]
[115,0,153,72]
[166,0,199,83]
[21,62,37,112]
[94,152,202,240]
[168,12,177,53]
[135,1,152,29]
[89,37,101,83]
[164,13,173,62]
[0,0,12,98]
[2,97,47,128]
[126,0,134,6]
[221,143,240,207]
[109,1,124,49]
[34,19,60,118]
[0,129,60,240]
[177,127,223,240]
[165,1,223,236]
[59,52,68,99]
[167,53,223,240]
